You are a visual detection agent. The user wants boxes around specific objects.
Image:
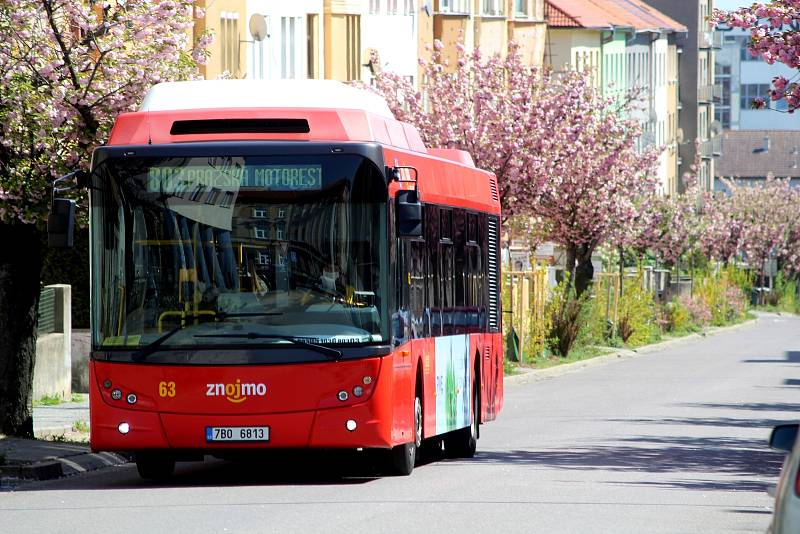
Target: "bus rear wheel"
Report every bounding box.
[135,452,175,481]
[388,393,422,476]
[444,382,478,459]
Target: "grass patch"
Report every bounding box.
[33,394,64,407]
[41,431,89,444]
[71,393,87,403]
[528,345,618,369]
[503,358,521,376]
[72,420,89,433]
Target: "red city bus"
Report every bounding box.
[50,80,503,478]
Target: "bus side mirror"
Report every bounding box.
[48,198,76,248]
[396,189,422,238]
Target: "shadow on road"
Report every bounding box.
[744,350,800,364]
[14,447,449,492]
[467,434,783,492]
[608,415,791,429]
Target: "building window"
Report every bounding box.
[206,188,221,205]
[387,0,398,14]
[740,83,769,109]
[514,0,527,17]
[253,208,267,218]
[403,0,415,15]
[220,12,240,77]
[190,185,206,202]
[255,227,267,240]
[281,17,297,79]
[277,209,285,218]
[482,0,504,16]
[440,0,468,14]
[256,251,269,265]
[369,0,381,13]
[220,191,234,208]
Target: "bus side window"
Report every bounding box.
[410,240,426,338]
[425,205,441,337]
[454,209,467,333]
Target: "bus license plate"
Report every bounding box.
[206,426,270,442]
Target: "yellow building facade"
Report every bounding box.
[193,1,547,86]
[193,0,248,80]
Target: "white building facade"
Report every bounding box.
[362,1,419,84]
[716,28,799,130]
[243,1,325,81]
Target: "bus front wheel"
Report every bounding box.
[388,393,422,476]
[135,452,176,481]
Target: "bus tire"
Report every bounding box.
[444,381,478,459]
[135,452,175,481]
[388,392,422,476]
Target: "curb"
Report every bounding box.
[504,316,760,385]
[0,451,130,481]
[0,443,130,484]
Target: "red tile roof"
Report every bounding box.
[544,2,581,28]
[546,0,686,32]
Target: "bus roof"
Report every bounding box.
[107,80,478,170]
[139,80,394,118]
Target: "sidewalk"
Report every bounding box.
[0,399,128,488]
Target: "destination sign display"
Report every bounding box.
[147,164,323,192]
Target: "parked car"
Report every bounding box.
[767,423,800,534]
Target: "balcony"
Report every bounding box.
[699,30,722,50]
[698,84,715,103]
[699,135,722,159]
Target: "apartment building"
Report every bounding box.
[544,0,685,195]
[715,28,799,131]
[641,0,721,192]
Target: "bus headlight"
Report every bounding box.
[118,422,130,434]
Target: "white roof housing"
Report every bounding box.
[139,79,394,119]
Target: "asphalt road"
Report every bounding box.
[3,313,799,534]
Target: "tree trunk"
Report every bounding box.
[574,244,595,297]
[564,244,577,289]
[0,222,43,437]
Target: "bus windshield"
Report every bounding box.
[90,153,389,356]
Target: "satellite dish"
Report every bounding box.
[710,120,723,136]
[249,14,268,42]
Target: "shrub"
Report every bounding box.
[616,273,659,347]
[692,268,748,325]
[678,293,712,326]
[773,272,799,313]
[661,297,692,333]
[580,276,615,346]
[546,279,585,357]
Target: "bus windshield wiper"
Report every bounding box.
[132,312,282,362]
[193,333,343,360]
